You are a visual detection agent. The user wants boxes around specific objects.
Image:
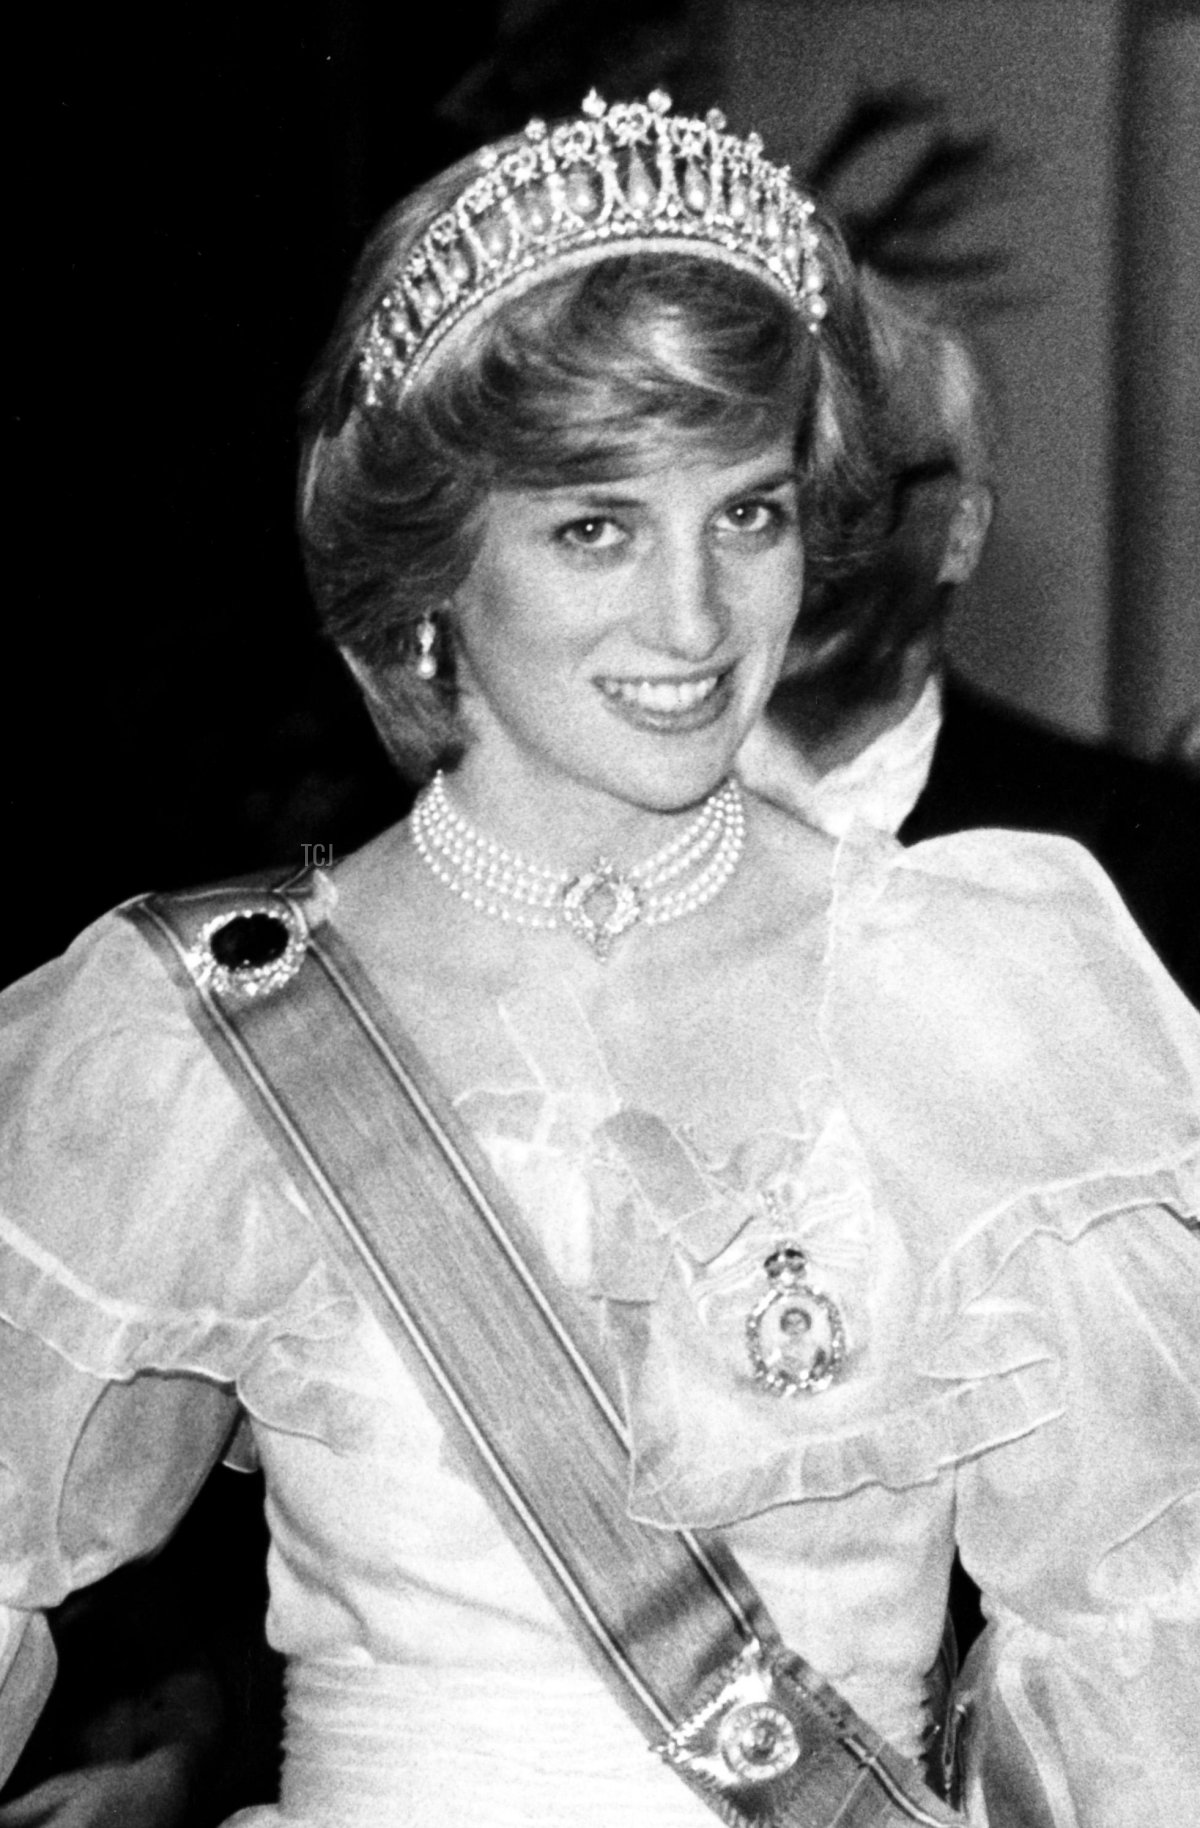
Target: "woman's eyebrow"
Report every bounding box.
[557,489,644,510]
[524,465,801,514]
[711,466,801,507]
[735,467,800,494]
[504,483,644,513]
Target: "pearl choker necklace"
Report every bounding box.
[410,773,746,959]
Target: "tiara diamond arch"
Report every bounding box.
[361,90,827,406]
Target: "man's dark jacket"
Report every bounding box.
[900,673,1200,1005]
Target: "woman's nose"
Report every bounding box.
[634,541,728,658]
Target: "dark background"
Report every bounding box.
[8,2,717,986]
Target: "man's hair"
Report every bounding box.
[780,276,996,735]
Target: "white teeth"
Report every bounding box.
[603,675,720,712]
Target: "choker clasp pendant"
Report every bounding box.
[560,858,644,959]
[746,1242,846,1395]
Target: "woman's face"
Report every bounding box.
[449,434,804,821]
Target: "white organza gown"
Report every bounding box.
[1,829,1198,1826]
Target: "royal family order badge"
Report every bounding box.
[746,1242,846,1395]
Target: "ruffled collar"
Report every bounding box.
[451,826,1200,1528]
[461,1060,935,1526]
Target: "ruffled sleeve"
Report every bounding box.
[822,829,1200,1819]
[0,911,357,1781]
[949,1173,1200,1822]
[821,830,1199,1373]
[821,828,1199,1235]
[476,831,1199,1544]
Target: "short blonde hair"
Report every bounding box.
[298,165,889,781]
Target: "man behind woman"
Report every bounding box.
[745,275,1200,1003]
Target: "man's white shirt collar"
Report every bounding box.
[737,675,943,838]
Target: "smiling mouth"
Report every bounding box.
[598,673,725,714]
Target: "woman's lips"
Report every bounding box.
[596,670,731,731]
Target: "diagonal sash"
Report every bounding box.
[123,878,963,1827]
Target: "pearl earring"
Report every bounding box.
[414,613,437,680]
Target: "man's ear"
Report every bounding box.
[937,484,994,585]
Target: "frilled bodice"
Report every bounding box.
[2,827,1199,1827]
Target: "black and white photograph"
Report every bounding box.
[3,5,1198,1825]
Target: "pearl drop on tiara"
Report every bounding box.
[360,90,826,407]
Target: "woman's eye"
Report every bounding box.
[719,499,782,537]
[557,517,626,551]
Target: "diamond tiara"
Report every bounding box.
[359,88,827,408]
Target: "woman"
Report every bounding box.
[2,91,1198,1828]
